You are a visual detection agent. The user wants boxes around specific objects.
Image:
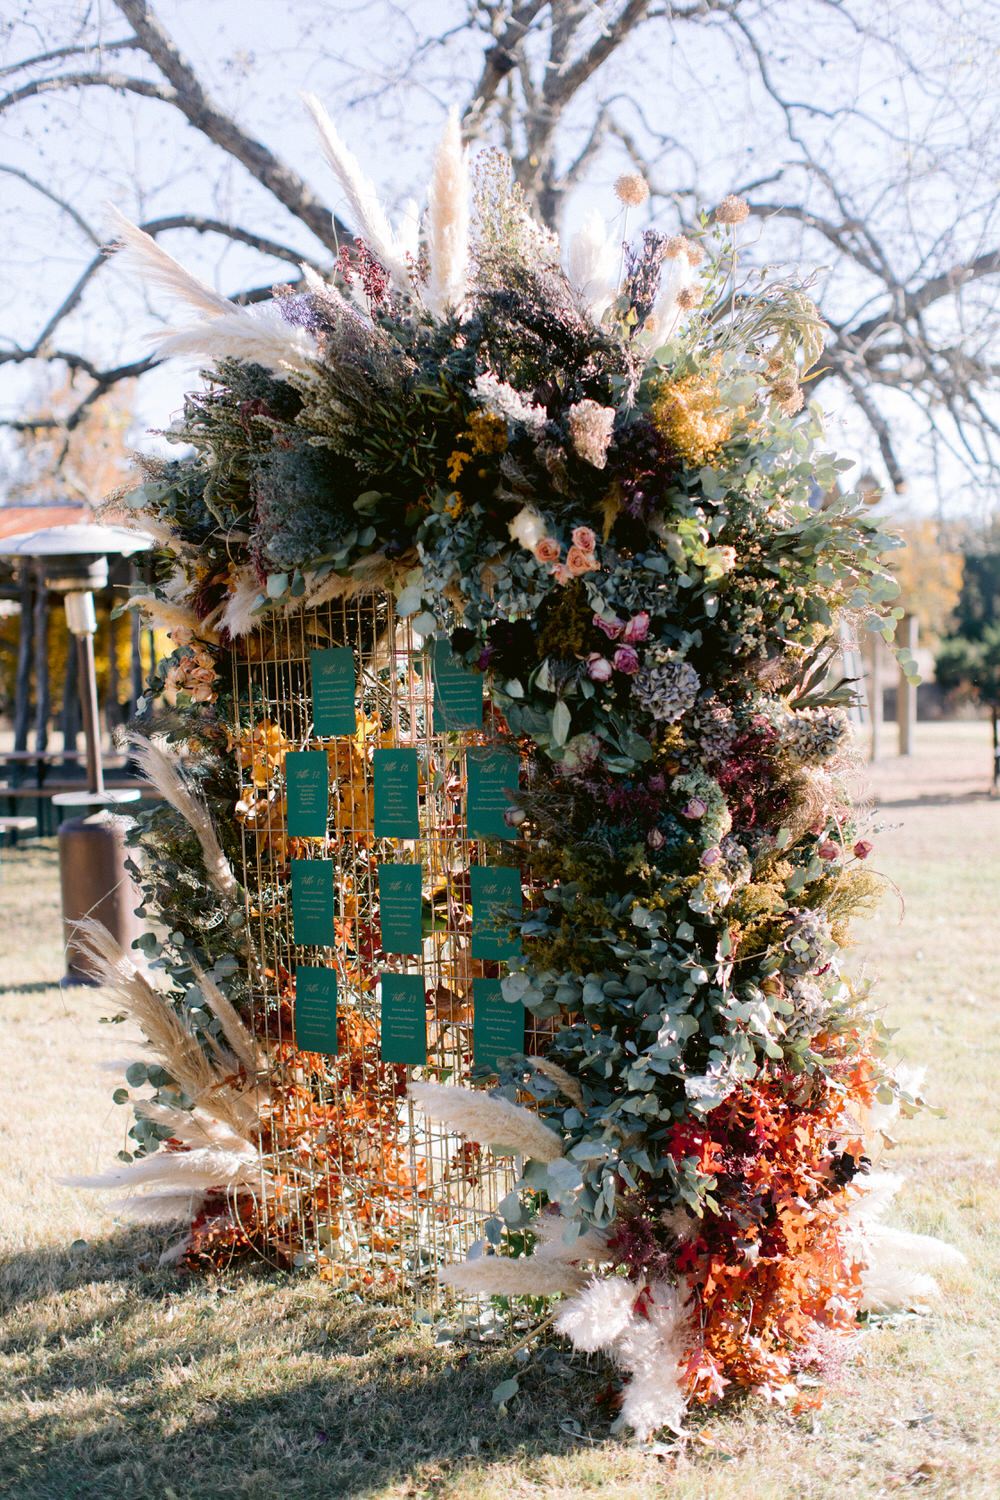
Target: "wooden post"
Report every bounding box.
[107,603,120,736]
[33,575,50,757]
[993,704,999,795]
[896,614,918,757]
[12,568,35,782]
[60,632,81,768]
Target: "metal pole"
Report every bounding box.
[65,591,104,798]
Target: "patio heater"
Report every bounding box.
[0,523,151,984]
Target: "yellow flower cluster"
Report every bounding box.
[465,409,508,455]
[650,373,733,467]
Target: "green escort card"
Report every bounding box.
[429,637,483,732]
[473,977,525,1072]
[469,865,522,960]
[373,748,420,839]
[377,862,423,955]
[285,750,329,837]
[291,859,335,946]
[310,646,357,736]
[466,748,519,841]
[294,966,339,1055]
[379,972,427,1066]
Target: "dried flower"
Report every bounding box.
[700,846,722,868]
[781,708,850,767]
[682,798,707,819]
[651,372,732,466]
[614,173,649,207]
[587,653,613,683]
[508,506,547,553]
[571,525,597,553]
[534,536,561,565]
[632,649,701,723]
[676,285,701,311]
[474,371,548,436]
[594,613,625,641]
[613,645,640,675]
[567,400,616,469]
[817,840,840,860]
[648,827,666,850]
[565,545,598,577]
[716,193,750,225]
[853,840,873,859]
[622,612,650,644]
[770,376,805,415]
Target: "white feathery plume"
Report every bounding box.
[845,1168,965,1313]
[397,196,421,264]
[615,1281,690,1439]
[408,1082,564,1162]
[556,1276,692,1439]
[642,249,696,347]
[129,734,239,903]
[106,204,234,319]
[60,1145,264,1197]
[134,1101,256,1157]
[125,595,219,643]
[71,919,222,1104]
[554,1274,636,1352]
[529,1056,585,1109]
[529,1212,610,1265]
[301,92,412,290]
[440,1254,588,1298]
[219,566,266,638]
[186,955,260,1077]
[154,304,318,378]
[106,1191,206,1225]
[424,109,470,319]
[566,210,618,321]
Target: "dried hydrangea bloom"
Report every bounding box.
[567,398,616,468]
[770,375,805,414]
[631,650,701,723]
[716,193,750,225]
[614,173,649,207]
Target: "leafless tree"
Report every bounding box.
[3,0,1000,503]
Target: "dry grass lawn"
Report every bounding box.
[1,721,998,1499]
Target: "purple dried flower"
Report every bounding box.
[613,645,640,675]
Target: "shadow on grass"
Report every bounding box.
[877,789,998,809]
[0,1230,616,1500]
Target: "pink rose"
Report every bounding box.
[571,525,597,554]
[682,798,707,819]
[853,840,873,859]
[551,562,571,586]
[817,840,840,861]
[647,828,666,850]
[587,653,613,682]
[565,545,597,577]
[622,611,650,644]
[613,645,640,675]
[534,536,561,565]
[594,613,625,641]
[700,846,722,868]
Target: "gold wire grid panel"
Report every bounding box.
[232,593,548,1300]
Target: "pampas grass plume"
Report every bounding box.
[129,734,239,903]
[301,93,411,289]
[106,205,233,319]
[424,108,469,318]
[408,1082,564,1162]
[440,1255,587,1297]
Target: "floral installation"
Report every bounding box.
[84,102,965,1436]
